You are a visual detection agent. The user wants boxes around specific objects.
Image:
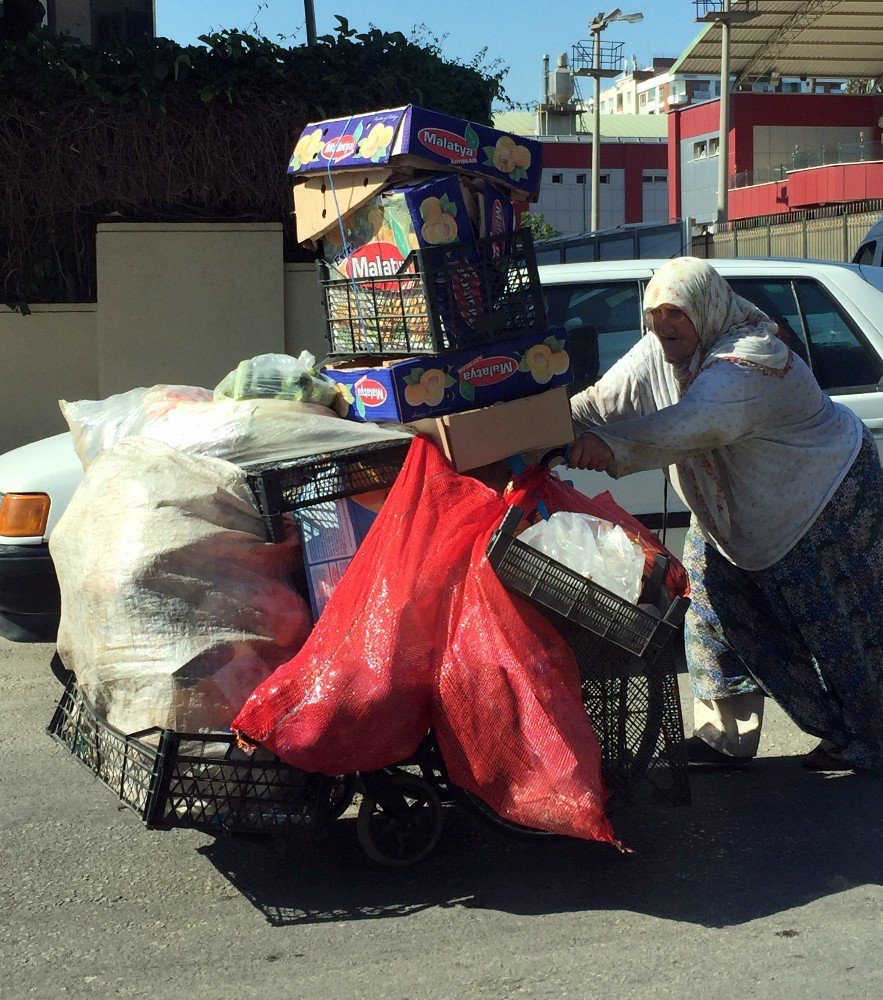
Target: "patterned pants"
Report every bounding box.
[683,427,883,770]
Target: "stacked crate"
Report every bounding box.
[289,104,576,474]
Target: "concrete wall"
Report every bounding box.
[95,222,285,396]
[0,223,330,454]
[0,304,98,454]
[283,264,329,361]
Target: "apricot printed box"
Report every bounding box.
[322,175,476,279]
[324,328,571,423]
[289,105,542,200]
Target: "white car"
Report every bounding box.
[539,256,883,556]
[3,256,883,641]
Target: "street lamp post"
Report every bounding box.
[694,1,760,226]
[585,9,643,233]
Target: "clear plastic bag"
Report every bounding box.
[214,352,338,407]
[519,511,645,604]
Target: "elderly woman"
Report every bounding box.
[568,256,883,774]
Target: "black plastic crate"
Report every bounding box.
[47,680,352,838]
[487,507,690,805]
[556,620,689,805]
[320,229,547,356]
[486,507,688,659]
[244,439,411,542]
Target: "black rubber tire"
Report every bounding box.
[356,772,443,867]
[326,774,358,821]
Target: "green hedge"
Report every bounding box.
[0,19,505,305]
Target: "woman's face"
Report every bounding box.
[649,304,700,364]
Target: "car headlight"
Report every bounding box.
[0,492,51,537]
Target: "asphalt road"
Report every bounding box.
[1,637,881,1000]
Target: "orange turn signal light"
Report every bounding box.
[0,493,51,537]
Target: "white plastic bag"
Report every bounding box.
[51,438,314,734]
[61,383,414,471]
[519,511,645,604]
[60,384,214,469]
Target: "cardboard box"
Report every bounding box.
[295,491,387,620]
[409,387,575,472]
[289,105,542,200]
[321,175,477,279]
[293,168,401,246]
[324,328,572,423]
[476,182,516,239]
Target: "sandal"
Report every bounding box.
[801,743,853,772]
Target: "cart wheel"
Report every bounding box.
[326,774,358,821]
[356,772,443,867]
[458,788,556,841]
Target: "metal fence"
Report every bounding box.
[730,141,883,190]
[696,204,883,262]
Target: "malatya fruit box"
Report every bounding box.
[323,327,572,424]
[289,104,542,200]
[322,174,477,280]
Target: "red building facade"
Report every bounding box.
[668,93,883,225]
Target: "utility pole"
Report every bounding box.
[304,0,316,46]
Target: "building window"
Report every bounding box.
[576,174,586,184]
[551,173,564,184]
[709,137,720,156]
[693,140,707,159]
[600,174,611,184]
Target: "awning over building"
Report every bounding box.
[673,0,883,85]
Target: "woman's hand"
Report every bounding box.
[567,432,614,472]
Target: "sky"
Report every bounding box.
[154,1,707,109]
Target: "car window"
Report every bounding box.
[794,279,883,393]
[542,281,643,394]
[853,241,876,266]
[726,278,810,364]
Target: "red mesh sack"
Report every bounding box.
[232,436,478,773]
[507,464,690,600]
[233,436,615,845]
[433,527,614,843]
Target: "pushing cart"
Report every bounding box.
[48,441,690,866]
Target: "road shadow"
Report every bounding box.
[198,756,881,928]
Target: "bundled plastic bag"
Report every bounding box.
[60,384,213,469]
[61,384,413,471]
[234,436,615,846]
[214,351,338,408]
[519,511,645,604]
[51,438,313,734]
[508,464,690,600]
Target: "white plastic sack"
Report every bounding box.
[60,384,213,469]
[51,438,313,734]
[519,511,645,604]
[61,384,414,471]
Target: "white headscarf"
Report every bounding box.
[643,256,790,394]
